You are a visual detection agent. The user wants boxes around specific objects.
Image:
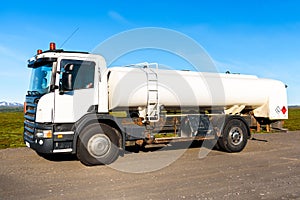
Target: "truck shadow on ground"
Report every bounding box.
[38,136,274,162]
[37,140,220,162]
[125,140,221,154]
[37,152,78,162]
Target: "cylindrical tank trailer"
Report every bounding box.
[107,66,288,120]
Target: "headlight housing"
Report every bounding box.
[35,129,52,139]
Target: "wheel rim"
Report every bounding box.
[87,134,111,158]
[228,127,243,146]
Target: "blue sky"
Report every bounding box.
[0,0,299,105]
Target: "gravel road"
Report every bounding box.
[1,131,300,200]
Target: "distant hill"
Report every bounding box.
[0,101,23,107]
[289,105,300,109]
[0,101,23,112]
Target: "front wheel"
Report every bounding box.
[77,123,121,166]
[218,118,249,152]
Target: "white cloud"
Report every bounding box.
[108,11,134,26]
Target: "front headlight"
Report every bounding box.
[36,130,52,139]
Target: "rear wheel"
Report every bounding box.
[77,123,121,165]
[218,118,248,152]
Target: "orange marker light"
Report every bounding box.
[49,42,56,50]
[43,130,52,138]
[23,102,27,113]
[37,49,42,54]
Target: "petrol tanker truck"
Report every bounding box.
[24,42,288,165]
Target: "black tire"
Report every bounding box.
[217,118,248,152]
[77,123,121,166]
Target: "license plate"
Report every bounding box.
[25,141,30,148]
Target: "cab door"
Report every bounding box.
[54,58,98,123]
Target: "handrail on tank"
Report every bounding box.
[124,62,158,70]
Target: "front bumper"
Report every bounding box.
[24,122,74,154]
[24,122,54,153]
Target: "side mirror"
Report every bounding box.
[61,73,73,91]
[64,63,74,71]
[59,64,74,94]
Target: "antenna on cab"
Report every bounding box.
[59,27,80,48]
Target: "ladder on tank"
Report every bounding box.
[143,63,160,122]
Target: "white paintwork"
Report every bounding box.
[254,79,288,119]
[53,55,103,123]
[98,72,109,113]
[225,105,246,115]
[54,85,96,123]
[36,93,54,123]
[25,141,30,148]
[107,67,288,120]
[53,90,75,123]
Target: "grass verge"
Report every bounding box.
[0,112,25,149]
[284,107,300,131]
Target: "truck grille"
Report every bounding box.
[24,101,37,140]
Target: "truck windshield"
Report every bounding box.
[28,63,53,95]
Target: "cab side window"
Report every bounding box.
[60,60,95,90]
